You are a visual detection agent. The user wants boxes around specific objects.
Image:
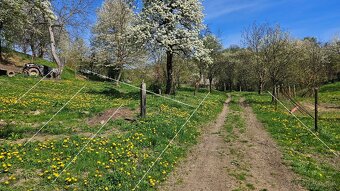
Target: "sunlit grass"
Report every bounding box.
[244,91,339,191]
[0,76,226,190]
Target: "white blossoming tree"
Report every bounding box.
[0,0,27,61]
[93,0,143,84]
[138,0,210,94]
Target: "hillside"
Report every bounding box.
[0,49,76,80]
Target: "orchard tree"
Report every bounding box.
[295,38,328,90]
[93,0,142,84]
[138,0,210,94]
[325,37,340,82]
[242,23,268,94]
[261,25,295,100]
[0,0,27,61]
[202,34,223,92]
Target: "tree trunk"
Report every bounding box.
[38,43,45,58]
[194,81,199,96]
[165,51,173,95]
[209,77,213,93]
[48,24,63,79]
[30,43,36,59]
[0,35,2,62]
[258,79,263,94]
[0,22,3,62]
[116,66,123,86]
[272,86,276,103]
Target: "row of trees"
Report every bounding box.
[89,1,340,95]
[1,0,211,94]
[1,0,339,95]
[215,23,340,95]
[91,0,211,94]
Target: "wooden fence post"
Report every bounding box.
[314,87,318,132]
[140,82,146,118]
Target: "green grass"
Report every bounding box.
[224,93,245,143]
[299,82,340,106]
[225,93,252,191]
[243,89,340,191]
[0,75,226,190]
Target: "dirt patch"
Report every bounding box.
[3,129,123,145]
[87,107,136,126]
[160,96,235,191]
[160,96,304,191]
[8,134,69,145]
[232,102,304,191]
[301,102,340,113]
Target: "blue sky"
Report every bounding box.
[202,0,340,46]
[85,0,340,47]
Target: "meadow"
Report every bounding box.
[0,75,226,190]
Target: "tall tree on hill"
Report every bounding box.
[137,0,210,94]
[35,0,64,78]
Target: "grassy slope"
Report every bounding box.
[0,73,226,190]
[1,49,76,80]
[242,83,340,191]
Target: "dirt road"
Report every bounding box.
[160,96,304,191]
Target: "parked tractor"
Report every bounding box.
[22,63,57,78]
[0,63,57,78]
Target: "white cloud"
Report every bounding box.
[204,0,260,20]
[205,3,258,20]
[203,0,285,21]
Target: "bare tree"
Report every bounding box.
[242,22,268,94]
[262,25,295,100]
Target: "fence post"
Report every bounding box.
[314,87,318,132]
[140,82,146,118]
